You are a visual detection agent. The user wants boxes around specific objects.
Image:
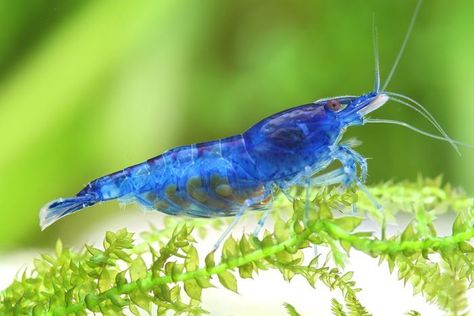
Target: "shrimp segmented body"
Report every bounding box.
[40,93,387,230]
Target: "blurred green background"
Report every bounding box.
[0,0,473,252]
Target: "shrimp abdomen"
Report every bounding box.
[40,135,269,228]
[135,136,268,217]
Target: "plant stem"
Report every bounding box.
[47,219,474,315]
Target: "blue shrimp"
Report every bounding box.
[40,94,385,238]
[40,0,471,247]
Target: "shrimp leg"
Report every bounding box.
[213,206,246,251]
[304,170,320,256]
[252,206,272,237]
[310,168,346,186]
[277,167,346,204]
[292,146,378,215]
[335,146,386,238]
[252,186,276,237]
[336,145,381,208]
[310,166,361,212]
[213,190,271,250]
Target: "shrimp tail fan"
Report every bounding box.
[40,194,97,230]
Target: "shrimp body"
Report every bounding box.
[82,135,266,218]
[40,92,387,229]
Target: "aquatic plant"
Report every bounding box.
[1,177,473,315]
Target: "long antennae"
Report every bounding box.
[386,92,460,155]
[381,0,423,91]
[373,14,380,93]
[365,118,474,150]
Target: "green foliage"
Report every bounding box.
[329,295,371,316]
[331,299,347,316]
[283,302,302,316]
[1,178,474,315]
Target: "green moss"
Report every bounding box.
[1,177,473,315]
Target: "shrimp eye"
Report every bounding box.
[326,99,342,112]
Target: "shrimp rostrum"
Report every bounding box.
[40,0,470,247]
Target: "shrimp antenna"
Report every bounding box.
[386,92,461,155]
[372,14,380,93]
[365,118,474,150]
[381,0,423,91]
